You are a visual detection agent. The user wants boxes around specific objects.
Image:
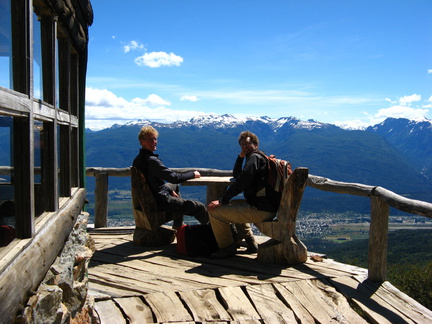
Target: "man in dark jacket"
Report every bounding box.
[208,131,280,258]
[133,126,208,227]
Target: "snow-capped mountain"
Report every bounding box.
[85,114,432,215]
[103,114,339,132]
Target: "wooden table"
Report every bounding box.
[182,176,232,205]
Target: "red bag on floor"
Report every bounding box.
[0,225,16,247]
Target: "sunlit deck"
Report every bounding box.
[88,227,432,323]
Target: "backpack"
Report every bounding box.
[256,151,293,193]
[176,224,219,257]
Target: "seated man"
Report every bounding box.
[133,126,208,228]
[208,131,281,258]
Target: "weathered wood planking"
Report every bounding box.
[89,247,362,300]
[380,280,432,321]
[88,280,140,300]
[143,291,193,323]
[279,280,367,323]
[178,289,231,322]
[329,276,416,324]
[272,283,316,323]
[246,284,297,323]
[89,233,365,284]
[90,250,266,289]
[94,299,126,324]
[217,286,261,321]
[114,296,154,323]
[89,229,432,324]
[347,275,432,323]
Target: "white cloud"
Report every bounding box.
[398,94,421,105]
[334,94,430,129]
[123,40,145,53]
[85,87,205,130]
[180,95,198,102]
[134,52,183,68]
[85,87,129,107]
[375,105,428,120]
[131,94,171,106]
[428,69,432,74]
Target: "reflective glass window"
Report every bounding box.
[0,0,12,89]
[33,12,42,99]
[0,116,15,230]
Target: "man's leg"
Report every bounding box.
[162,194,209,225]
[164,184,183,229]
[235,223,258,253]
[209,200,275,252]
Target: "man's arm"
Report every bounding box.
[149,157,197,184]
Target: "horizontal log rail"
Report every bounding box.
[86,167,432,281]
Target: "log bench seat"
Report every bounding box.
[130,167,182,246]
[254,167,309,264]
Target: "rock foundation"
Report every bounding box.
[16,213,97,323]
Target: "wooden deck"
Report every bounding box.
[88,227,432,324]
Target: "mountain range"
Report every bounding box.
[85,115,432,215]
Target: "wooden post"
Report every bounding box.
[94,172,108,228]
[368,195,389,281]
[206,183,230,205]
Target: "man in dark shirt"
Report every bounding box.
[208,131,280,258]
[133,126,208,228]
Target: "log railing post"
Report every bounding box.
[94,172,108,228]
[368,195,390,281]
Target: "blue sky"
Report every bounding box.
[85,0,432,130]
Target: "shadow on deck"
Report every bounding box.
[88,227,432,323]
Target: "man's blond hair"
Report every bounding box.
[138,125,158,141]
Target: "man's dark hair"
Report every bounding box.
[238,131,259,147]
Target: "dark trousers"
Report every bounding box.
[159,184,209,226]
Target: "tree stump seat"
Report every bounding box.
[254,167,309,265]
[130,167,182,246]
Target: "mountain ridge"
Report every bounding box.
[85,115,432,214]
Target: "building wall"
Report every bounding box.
[0,1,93,322]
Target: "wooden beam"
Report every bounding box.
[0,189,86,324]
[13,117,34,238]
[372,186,432,219]
[368,195,389,282]
[94,172,108,228]
[307,175,374,197]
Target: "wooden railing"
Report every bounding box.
[86,167,432,281]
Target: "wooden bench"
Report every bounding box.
[130,167,183,246]
[255,167,309,264]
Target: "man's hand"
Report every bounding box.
[208,199,221,211]
[171,190,179,198]
[194,171,201,178]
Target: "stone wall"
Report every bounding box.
[16,213,97,323]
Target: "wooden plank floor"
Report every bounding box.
[88,227,432,324]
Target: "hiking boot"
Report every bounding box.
[211,244,237,259]
[245,236,258,253]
